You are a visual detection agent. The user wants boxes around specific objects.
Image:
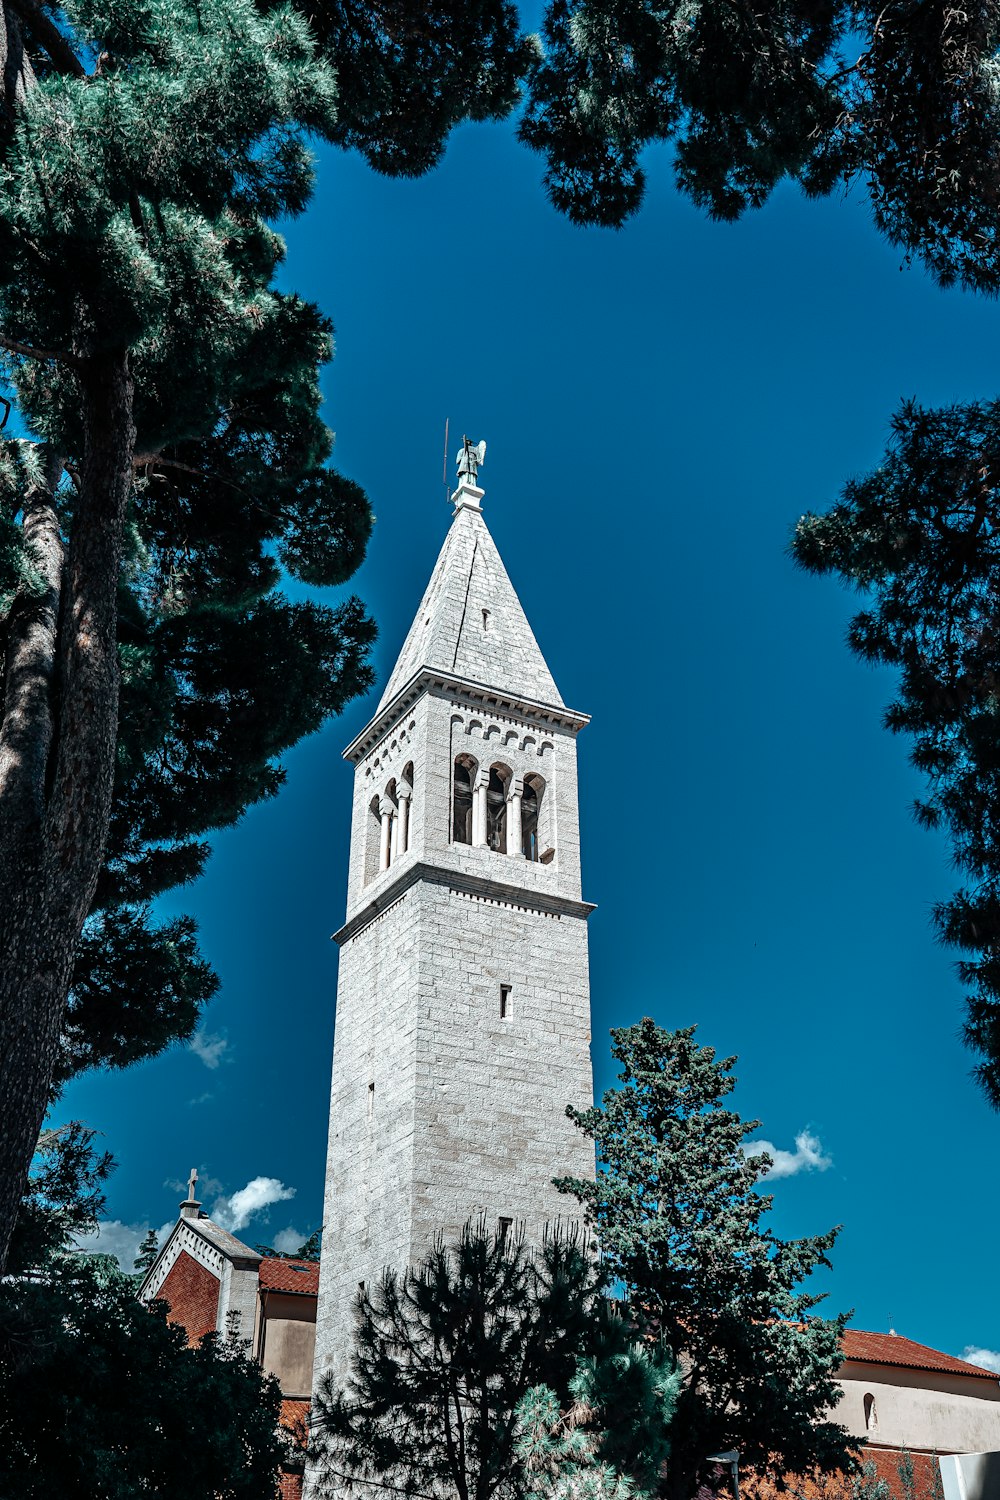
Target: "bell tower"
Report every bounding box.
[312,441,596,1385]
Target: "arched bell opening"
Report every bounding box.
[452,755,477,845]
[521,773,544,861]
[487,763,511,853]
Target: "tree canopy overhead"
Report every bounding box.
[795,399,1000,1108]
[520,0,1000,295]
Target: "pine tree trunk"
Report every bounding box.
[0,352,134,1273]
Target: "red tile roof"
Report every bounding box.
[280,1398,309,1441]
[258,1258,319,1296]
[841,1328,998,1381]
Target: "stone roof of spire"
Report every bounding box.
[376,496,564,711]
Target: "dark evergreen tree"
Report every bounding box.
[519,5,1000,1115]
[0,0,548,1278]
[557,1020,858,1500]
[133,1227,160,1274]
[0,1126,287,1499]
[794,400,1000,1108]
[0,0,380,1274]
[310,1220,606,1500]
[520,0,1000,295]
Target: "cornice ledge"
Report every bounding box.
[333,860,595,945]
[343,668,590,763]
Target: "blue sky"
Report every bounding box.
[67,105,1000,1365]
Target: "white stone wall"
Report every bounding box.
[838,1365,1000,1453]
[314,888,423,1387]
[410,880,594,1254]
[314,686,595,1390]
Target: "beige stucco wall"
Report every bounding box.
[257,1292,317,1399]
[837,1361,1000,1453]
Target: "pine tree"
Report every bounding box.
[557,1020,858,1500]
[133,1227,159,1274]
[793,399,1000,1108]
[310,1220,606,1500]
[0,0,546,1278]
[520,0,1000,295]
[515,1325,679,1500]
[0,0,373,1276]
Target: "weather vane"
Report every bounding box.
[456,435,486,487]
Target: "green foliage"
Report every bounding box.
[7,1122,113,1275]
[302,0,537,177]
[133,1227,160,1274]
[0,0,379,1086]
[310,1220,605,1500]
[519,0,1000,295]
[794,399,1000,1107]
[515,1323,679,1500]
[897,1450,917,1500]
[0,1125,286,1499]
[0,1256,287,1500]
[852,1461,892,1500]
[558,1020,858,1499]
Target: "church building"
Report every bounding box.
[138,441,1000,1496]
[311,437,597,1385]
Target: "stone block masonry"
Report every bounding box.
[313,473,597,1393]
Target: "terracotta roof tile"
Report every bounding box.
[259,1258,319,1296]
[841,1328,998,1381]
[280,1398,309,1441]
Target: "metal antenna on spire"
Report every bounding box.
[442,417,449,506]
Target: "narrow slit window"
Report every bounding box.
[367,1081,375,1119]
[498,1216,512,1243]
[500,984,512,1021]
[482,608,490,631]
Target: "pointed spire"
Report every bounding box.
[377,446,563,712]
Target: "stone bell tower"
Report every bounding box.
[312,440,596,1387]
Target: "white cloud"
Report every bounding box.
[213,1176,296,1234]
[188,1092,214,1107]
[74,1218,174,1270]
[190,1029,229,1070]
[746,1129,832,1181]
[963,1346,1000,1373]
[272,1226,308,1255]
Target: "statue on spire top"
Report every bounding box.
[456,436,486,487]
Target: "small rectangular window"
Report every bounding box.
[367,1081,375,1119]
[499,984,512,1021]
[498,1216,513,1243]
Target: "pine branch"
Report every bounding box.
[6,0,85,78]
[132,454,206,479]
[0,332,81,368]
